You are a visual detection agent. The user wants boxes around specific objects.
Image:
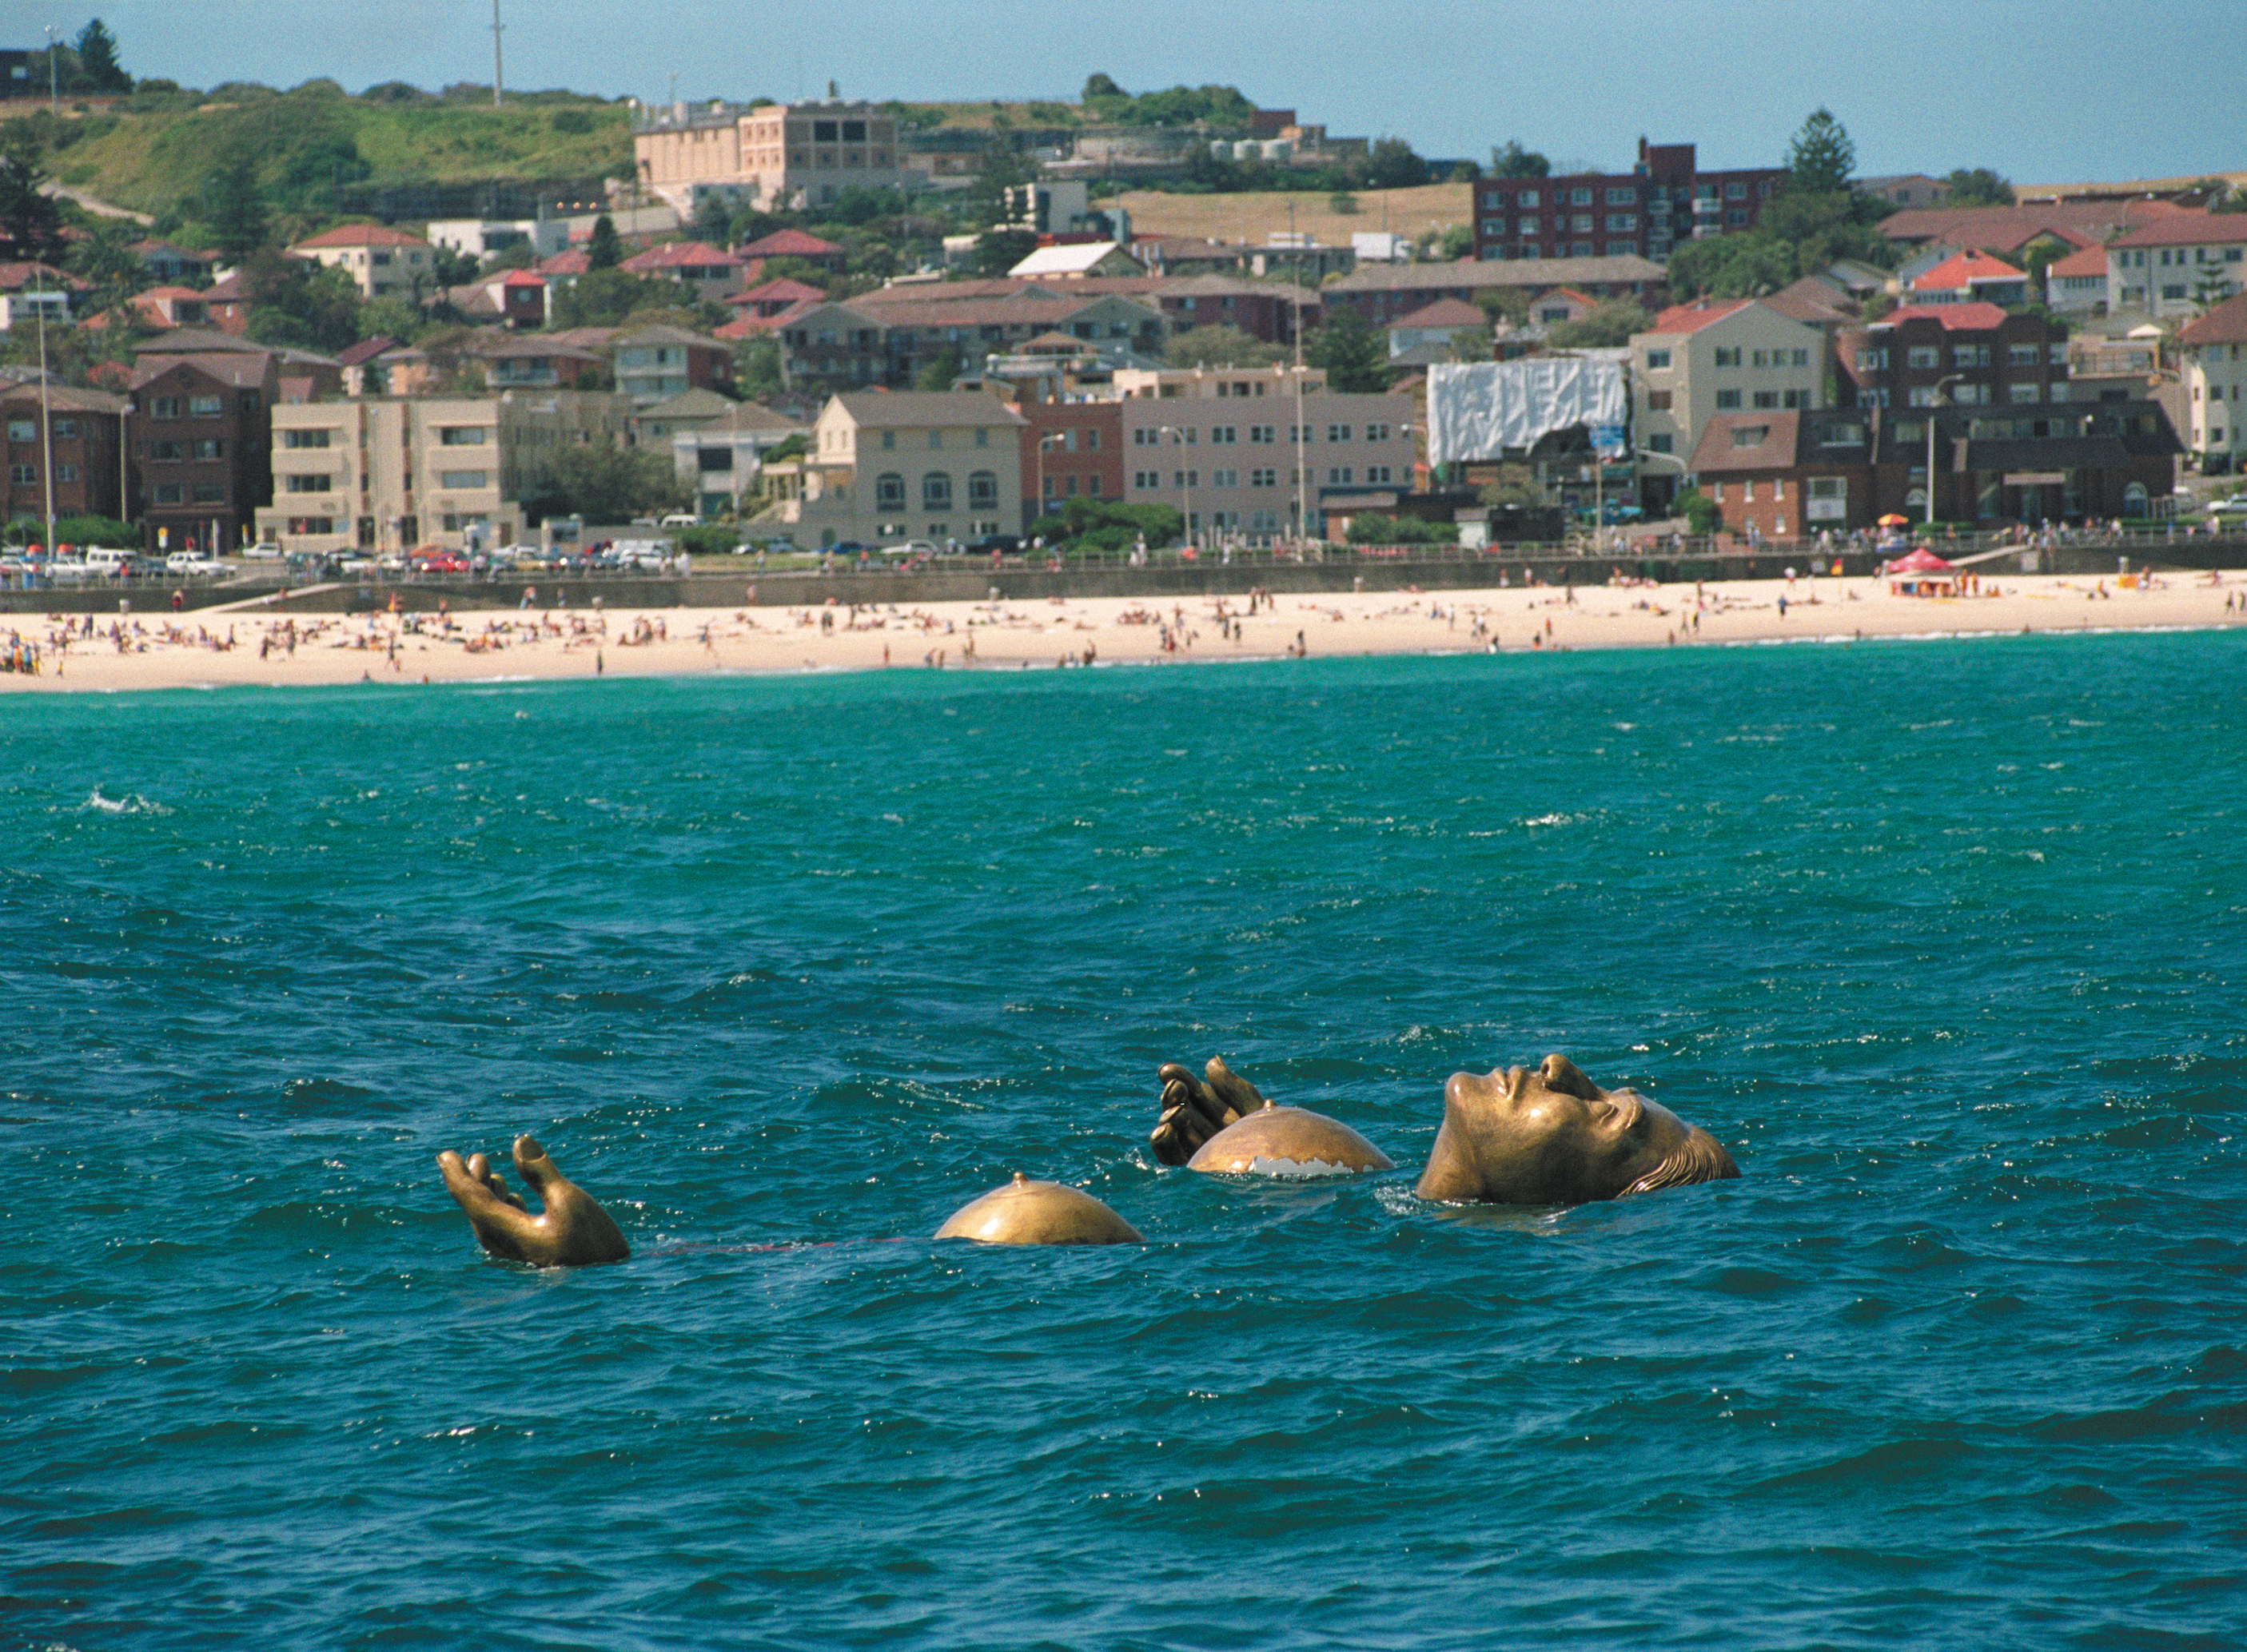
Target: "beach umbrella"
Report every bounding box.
[1877,513,1911,527]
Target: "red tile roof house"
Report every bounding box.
[286,224,438,301]
[2105,211,2247,319]
[1386,297,1488,360]
[619,240,752,303]
[726,277,829,319]
[737,229,847,272]
[2045,245,2113,314]
[1909,249,2030,307]
[82,285,209,332]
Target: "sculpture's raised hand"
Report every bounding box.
[436,1134,630,1267]
[1150,1056,1268,1165]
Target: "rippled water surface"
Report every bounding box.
[6,635,2245,1650]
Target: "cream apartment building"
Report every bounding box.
[286,225,439,301]
[257,390,632,554]
[1110,365,1414,545]
[2180,292,2247,469]
[770,390,1026,547]
[1631,298,1827,482]
[633,99,906,215]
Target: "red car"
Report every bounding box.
[410,549,470,575]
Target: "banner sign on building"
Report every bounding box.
[1427,360,1629,465]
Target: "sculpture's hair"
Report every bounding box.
[1622,1127,1741,1196]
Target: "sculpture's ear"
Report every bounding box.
[1621,1129,1741,1195]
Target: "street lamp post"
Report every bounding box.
[44,25,58,115]
[1924,372,1968,527]
[1159,424,1193,553]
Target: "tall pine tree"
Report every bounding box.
[74,19,130,93]
[1786,109,1856,197]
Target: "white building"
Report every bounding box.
[2107,213,2247,319]
[1630,297,1827,468]
[2180,291,2247,470]
[771,391,1025,547]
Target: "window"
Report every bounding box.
[1907,346,1940,369]
[1326,466,1353,485]
[1366,464,1393,484]
[1713,347,1741,368]
[439,470,487,489]
[1751,349,1769,368]
[192,483,226,504]
[1645,432,1673,454]
[1572,216,1594,233]
[153,482,183,504]
[1953,345,1990,368]
[1783,388,1807,409]
[926,429,943,449]
[1365,421,1390,440]
[1173,469,1199,488]
[1518,190,1539,208]
[1731,425,1768,448]
[1646,348,1671,369]
[1855,348,1887,371]
[1212,468,1239,487]
[151,397,183,419]
[54,418,75,438]
[1133,469,1159,488]
[1605,186,1636,205]
[875,473,905,509]
[1604,215,1637,232]
[1249,467,1277,487]
[1211,425,1237,444]
[2010,383,2042,404]
[6,463,31,484]
[1860,387,1890,408]
[193,439,225,460]
[1084,430,1099,450]
[1326,424,1351,442]
[189,396,223,417]
[1709,481,1723,502]
[52,462,76,482]
[967,471,998,508]
[974,428,988,448]
[284,429,333,449]
[285,474,333,492]
[1715,388,1742,410]
[2008,344,2041,367]
[1570,187,1592,206]
[1743,480,1757,501]
[149,440,183,461]
[1725,181,1747,200]
[4,420,30,440]
[1753,391,1779,409]
[1790,348,1809,367]
[440,427,489,446]
[880,430,896,450]
[921,472,951,509]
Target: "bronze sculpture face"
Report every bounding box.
[436,1135,631,1267]
[934,1172,1143,1245]
[1415,1054,1739,1206]
[1185,1101,1396,1176]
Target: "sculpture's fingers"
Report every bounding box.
[511,1135,570,1200]
[464,1152,525,1210]
[1203,1057,1265,1121]
[436,1151,538,1259]
[1150,1105,1196,1166]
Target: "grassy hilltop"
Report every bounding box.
[14,82,633,222]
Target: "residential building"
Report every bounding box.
[129,239,221,285]
[1129,236,1248,277]
[2045,245,2112,315]
[618,240,749,303]
[773,390,1026,547]
[726,277,828,321]
[2106,212,2247,318]
[1690,399,2181,535]
[1387,298,1488,361]
[1835,304,2069,413]
[1859,174,1951,209]
[254,389,632,555]
[735,229,847,273]
[0,261,82,326]
[1018,400,1125,526]
[632,98,906,214]
[1111,367,1410,546]
[424,217,570,263]
[1471,141,1787,265]
[674,400,811,518]
[0,382,129,527]
[1908,249,2029,307]
[128,349,279,554]
[440,269,548,328]
[1325,256,1666,328]
[1149,273,1318,346]
[1878,199,2188,258]
[478,335,605,392]
[612,324,733,405]
[287,225,438,301]
[780,290,1169,389]
[1007,241,1147,281]
[634,387,738,448]
[2179,291,2247,472]
[1631,299,1827,493]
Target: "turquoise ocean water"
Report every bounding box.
[5,635,2245,1650]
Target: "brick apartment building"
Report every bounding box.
[1018,400,1125,526]
[127,350,279,554]
[0,383,129,528]
[1472,141,1786,264]
[1835,304,2070,412]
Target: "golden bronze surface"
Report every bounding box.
[934,1172,1143,1245]
[1185,1101,1396,1176]
[436,1135,631,1267]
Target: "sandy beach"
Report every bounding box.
[4,569,2242,693]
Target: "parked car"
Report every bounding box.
[165,550,227,576]
[878,539,939,559]
[411,550,471,575]
[241,542,285,561]
[963,534,1021,557]
[659,512,699,528]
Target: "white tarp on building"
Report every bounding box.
[1427,358,1628,464]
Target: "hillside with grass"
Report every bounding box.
[12,83,631,225]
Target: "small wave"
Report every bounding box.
[78,787,170,816]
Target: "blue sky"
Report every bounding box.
[78,0,2247,186]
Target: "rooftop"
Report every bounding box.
[2181,290,2247,347]
[290,223,433,251]
[832,390,1026,429]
